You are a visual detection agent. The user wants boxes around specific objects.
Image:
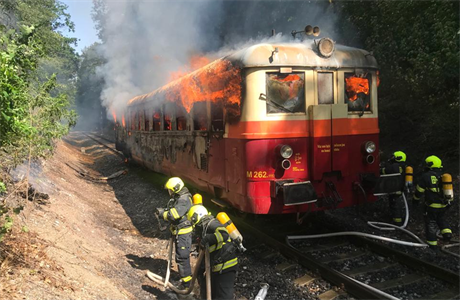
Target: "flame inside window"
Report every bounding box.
[164,114,171,130]
[153,112,161,131]
[345,73,371,113]
[266,72,305,114]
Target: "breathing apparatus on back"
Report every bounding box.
[217,212,246,253]
[425,156,454,204]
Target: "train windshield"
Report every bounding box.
[344,72,372,114]
[266,72,305,114]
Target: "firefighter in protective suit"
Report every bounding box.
[380,151,407,225]
[413,156,453,248]
[187,205,238,300]
[156,177,193,287]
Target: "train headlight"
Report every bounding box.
[317,38,335,58]
[280,145,293,159]
[364,141,376,154]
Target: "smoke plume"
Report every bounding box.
[96,0,340,120]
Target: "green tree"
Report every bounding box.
[0,0,78,167]
[339,1,459,173]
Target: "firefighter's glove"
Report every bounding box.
[405,182,413,193]
[155,207,164,216]
[200,236,210,248]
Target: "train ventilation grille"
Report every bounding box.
[200,154,208,171]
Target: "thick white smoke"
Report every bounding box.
[97,1,222,118]
[96,0,340,119]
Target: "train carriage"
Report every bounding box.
[115,38,381,215]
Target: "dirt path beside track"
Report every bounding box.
[1,131,186,300]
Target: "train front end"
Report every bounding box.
[225,42,380,214]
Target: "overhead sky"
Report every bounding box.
[61,0,99,53]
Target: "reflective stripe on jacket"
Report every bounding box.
[413,168,444,207]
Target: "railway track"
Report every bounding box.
[82,132,124,158]
[80,132,459,299]
[229,212,459,300]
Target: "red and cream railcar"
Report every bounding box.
[115,39,380,214]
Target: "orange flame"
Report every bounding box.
[122,115,126,127]
[111,109,117,123]
[169,56,211,81]
[345,76,369,101]
[166,59,241,114]
[128,58,242,121]
[274,74,301,82]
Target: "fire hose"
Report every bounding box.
[146,245,212,299]
[205,245,212,300]
[285,192,429,300]
[164,237,173,288]
[288,191,428,248]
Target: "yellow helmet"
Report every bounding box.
[192,193,203,205]
[392,151,406,162]
[164,177,184,196]
[187,205,208,226]
[425,155,442,169]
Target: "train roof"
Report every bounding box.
[128,40,377,107]
[225,41,378,69]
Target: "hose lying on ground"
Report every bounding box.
[146,249,204,295]
[146,245,212,298]
[287,192,427,247]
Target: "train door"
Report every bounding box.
[309,71,349,180]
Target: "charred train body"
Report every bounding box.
[115,40,382,214]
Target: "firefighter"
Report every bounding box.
[187,205,238,300]
[413,155,453,248]
[155,177,193,287]
[380,151,407,225]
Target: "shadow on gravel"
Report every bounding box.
[126,254,175,274]
[142,285,177,299]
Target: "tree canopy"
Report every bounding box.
[0,0,77,167]
[339,1,459,173]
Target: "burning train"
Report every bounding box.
[114,34,383,215]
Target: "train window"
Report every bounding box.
[193,102,207,131]
[164,104,172,131]
[317,72,334,104]
[138,111,142,131]
[211,101,224,131]
[266,72,305,114]
[144,110,150,131]
[176,105,187,131]
[152,111,161,131]
[130,111,135,130]
[345,73,371,113]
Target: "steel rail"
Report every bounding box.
[82,132,125,159]
[230,214,393,300]
[350,235,460,286]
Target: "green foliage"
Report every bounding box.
[0,214,13,242]
[339,1,459,173]
[0,0,78,167]
[0,181,5,194]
